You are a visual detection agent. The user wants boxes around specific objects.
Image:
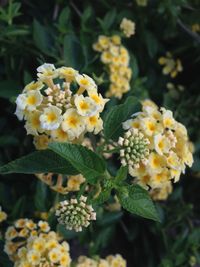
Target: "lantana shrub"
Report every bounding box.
[0,1,199,267]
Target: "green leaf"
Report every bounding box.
[33,19,54,56]
[0,150,78,175]
[90,226,114,254]
[144,31,158,58]
[103,96,141,141]
[10,196,26,219]
[49,143,106,184]
[93,188,111,204]
[117,184,160,222]
[34,181,48,211]
[64,33,83,69]
[130,53,139,80]
[0,80,20,99]
[0,135,19,147]
[57,7,71,33]
[97,211,123,226]
[81,5,93,29]
[115,166,128,183]
[103,9,116,30]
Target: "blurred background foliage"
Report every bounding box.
[0,0,200,266]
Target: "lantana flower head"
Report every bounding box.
[119,100,193,196]
[76,254,127,267]
[120,18,136,38]
[15,64,109,149]
[0,206,7,223]
[36,173,85,194]
[4,219,71,267]
[158,52,183,78]
[93,34,132,99]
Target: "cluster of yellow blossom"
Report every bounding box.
[4,219,50,260]
[4,218,127,267]
[0,206,7,223]
[166,83,184,92]
[135,0,148,6]
[15,64,109,149]
[158,52,183,78]
[76,254,126,267]
[93,35,132,99]
[36,173,85,194]
[120,99,193,194]
[150,181,173,201]
[4,218,71,267]
[120,18,136,38]
[192,24,200,33]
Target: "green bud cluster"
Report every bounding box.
[55,196,96,232]
[118,128,150,169]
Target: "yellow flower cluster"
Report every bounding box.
[36,173,85,194]
[0,206,7,223]
[15,64,109,150]
[158,52,183,78]
[93,35,132,99]
[150,181,173,201]
[122,99,193,192]
[120,18,136,38]
[136,0,148,6]
[4,219,127,267]
[4,219,50,260]
[192,24,200,33]
[167,82,184,92]
[76,254,126,267]
[4,219,71,267]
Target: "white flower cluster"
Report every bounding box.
[0,206,7,223]
[4,219,49,259]
[36,173,85,195]
[56,196,96,232]
[4,218,71,267]
[4,218,126,267]
[118,128,150,172]
[120,18,136,38]
[76,254,126,267]
[93,35,132,99]
[15,63,109,149]
[121,100,193,192]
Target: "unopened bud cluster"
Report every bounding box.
[118,128,150,169]
[55,196,96,232]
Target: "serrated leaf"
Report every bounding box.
[0,150,78,175]
[90,226,114,254]
[97,211,123,226]
[49,143,106,184]
[34,181,48,211]
[0,80,20,99]
[81,5,93,27]
[130,53,139,80]
[103,9,116,30]
[103,96,141,141]
[64,33,84,69]
[116,166,128,183]
[117,184,160,222]
[93,188,111,204]
[10,196,26,219]
[33,19,54,56]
